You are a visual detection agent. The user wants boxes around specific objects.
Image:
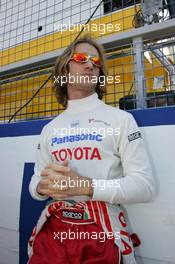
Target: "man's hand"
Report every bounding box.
[36,160,93,199]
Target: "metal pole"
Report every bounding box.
[133,37,146,109]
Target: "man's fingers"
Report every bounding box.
[41,169,69,182]
[45,163,70,173]
[37,175,71,197]
[36,180,50,196]
[50,194,69,199]
[62,160,69,167]
[50,174,69,182]
[40,173,71,190]
[50,186,79,196]
[39,178,52,187]
[41,168,52,177]
[49,176,70,191]
[41,168,66,177]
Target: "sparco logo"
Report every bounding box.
[62,211,83,220]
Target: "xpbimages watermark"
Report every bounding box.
[52,178,120,191]
[52,127,121,138]
[53,74,120,86]
[54,21,121,35]
[53,230,120,243]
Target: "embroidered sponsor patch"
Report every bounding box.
[70,120,80,127]
[88,118,111,126]
[128,131,142,142]
[37,143,40,150]
[62,210,84,220]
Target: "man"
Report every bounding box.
[28,35,156,264]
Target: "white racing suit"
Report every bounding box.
[29,92,156,263]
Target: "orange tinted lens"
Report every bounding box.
[91,56,101,66]
[73,53,88,62]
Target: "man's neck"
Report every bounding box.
[67,87,95,100]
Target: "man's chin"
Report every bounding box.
[71,83,96,91]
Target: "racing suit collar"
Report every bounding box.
[66,92,103,114]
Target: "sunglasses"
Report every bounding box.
[70,53,102,67]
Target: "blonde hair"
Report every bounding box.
[53,35,107,108]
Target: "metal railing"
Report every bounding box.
[0,0,175,123]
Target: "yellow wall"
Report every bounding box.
[1,55,167,122]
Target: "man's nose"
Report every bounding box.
[84,59,94,70]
